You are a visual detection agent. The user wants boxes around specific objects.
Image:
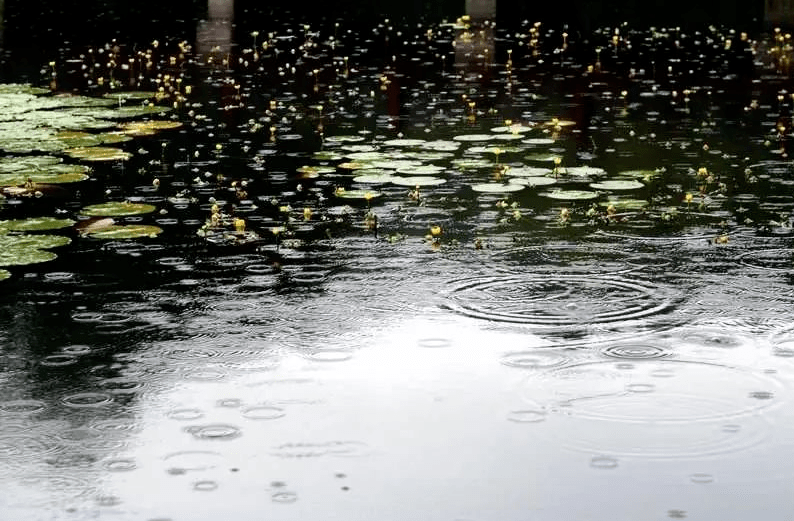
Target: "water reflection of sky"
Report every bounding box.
[2,2,794,520]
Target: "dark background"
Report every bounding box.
[1,0,768,50]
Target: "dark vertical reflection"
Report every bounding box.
[197,0,233,57]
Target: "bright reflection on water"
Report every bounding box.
[2,13,794,521]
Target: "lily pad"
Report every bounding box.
[522,138,556,145]
[566,166,607,178]
[390,176,447,186]
[470,183,526,193]
[0,217,75,232]
[396,165,446,175]
[542,189,600,201]
[85,224,163,239]
[64,147,133,161]
[601,199,649,210]
[382,138,426,147]
[589,180,645,191]
[353,173,397,184]
[334,189,383,200]
[324,135,366,143]
[0,269,9,281]
[0,156,62,173]
[491,124,534,134]
[103,91,159,101]
[118,120,183,136]
[81,201,157,216]
[0,84,51,95]
[296,165,335,178]
[453,134,493,142]
[0,233,71,267]
[510,176,557,187]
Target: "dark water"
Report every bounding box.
[1,8,794,521]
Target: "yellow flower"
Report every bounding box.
[234,218,246,232]
[430,225,442,237]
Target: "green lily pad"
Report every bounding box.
[85,224,163,239]
[0,169,90,187]
[491,124,534,134]
[396,165,446,175]
[81,201,157,216]
[118,120,183,136]
[542,189,600,201]
[601,199,649,210]
[0,217,75,232]
[370,160,423,170]
[471,183,526,193]
[54,130,132,149]
[64,147,132,161]
[324,135,366,143]
[566,166,607,178]
[296,165,335,178]
[0,234,71,267]
[313,151,344,161]
[522,138,556,145]
[510,176,557,187]
[0,84,51,95]
[589,180,645,191]
[453,134,493,142]
[505,166,551,177]
[0,156,61,173]
[334,189,383,200]
[451,159,493,169]
[390,176,447,186]
[103,91,159,101]
[353,173,397,184]
[382,138,426,147]
[423,140,461,151]
[524,154,561,163]
[0,269,9,281]
[345,152,388,161]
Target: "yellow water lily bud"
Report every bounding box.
[234,218,245,232]
[303,207,313,220]
[430,225,442,236]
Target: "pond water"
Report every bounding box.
[1,11,794,521]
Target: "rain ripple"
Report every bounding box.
[445,273,676,327]
[518,360,784,458]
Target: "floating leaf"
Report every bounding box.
[85,224,163,239]
[118,120,183,136]
[390,176,447,186]
[0,217,75,232]
[334,189,383,200]
[0,234,70,267]
[0,84,50,95]
[103,91,159,101]
[396,165,445,175]
[522,137,556,145]
[353,173,397,184]
[542,189,600,201]
[453,134,493,142]
[566,166,607,178]
[506,166,552,177]
[81,201,156,216]
[0,269,9,281]
[324,135,366,143]
[510,176,557,187]
[601,199,649,210]
[382,138,426,147]
[64,147,132,161]
[589,180,645,191]
[296,165,335,178]
[470,183,525,193]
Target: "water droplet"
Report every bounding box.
[242,405,286,420]
[104,458,137,472]
[0,399,47,415]
[501,351,570,369]
[626,383,656,393]
[40,354,79,367]
[272,491,298,503]
[193,480,219,491]
[590,456,619,469]
[749,391,774,400]
[62,392,113,408]
[167,408,205,421]
[184,424,241,440]
[603,344,669,359]
[508,410,547,423]
[417,337,452,348]
[689,473,714,484]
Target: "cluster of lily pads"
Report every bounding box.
[2,18,793,280]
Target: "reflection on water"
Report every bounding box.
[1,11,794,521]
